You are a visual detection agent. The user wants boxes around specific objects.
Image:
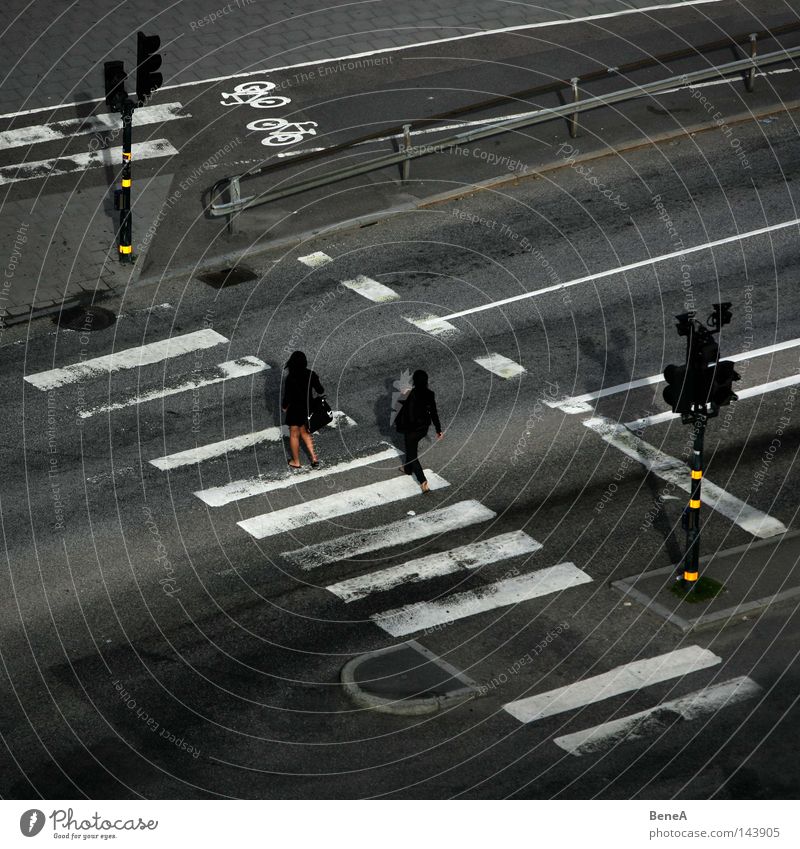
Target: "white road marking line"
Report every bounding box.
[2,2,721,121]
[78,356,268,419]
[474,353,526,379]
[327,530,542,603]
[238,471,450,538]
[298,251,333,268]
[340,275,400,302]
[504,645,720,723]
[24,329,228,390]
[549,337,800,413]
[194,444,397,505]
[283,500,496,570]
[584,415,787,538]
[0,139,179,186]
[438,216,800,323]
[150,412,356,471]
[405,314,460,337]
[626,373,800,430]
[554,676,762,756]
[374,562,591,637]
[0,103,189,150]
[585,415,787,537]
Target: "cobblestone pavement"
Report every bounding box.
[1,0,711,115]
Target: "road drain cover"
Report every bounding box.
[199,266,258,288]
[56,305,117,331]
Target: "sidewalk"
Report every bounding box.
[613,531,800,632]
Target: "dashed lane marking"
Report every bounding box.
[24,329,228,390]
[194,444,396,505]
[553,676,763,755]
[327,530,542,602]
[474,353,526,379]
[78,356,268,419]
[238,471,450,538]
[340,276,400,302]
[584,415,788,538]
[504,645,721,723]
[0,139,179,186]
[282,499,496,571]
[373,562,591,638]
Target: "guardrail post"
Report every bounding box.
[401,124,412,181]
[227,176,241,235]
[570,78,580,138]
[746,33,758,92]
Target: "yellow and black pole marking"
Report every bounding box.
[117,101,134,262]
[683,415,706,585]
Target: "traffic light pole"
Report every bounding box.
[118,99,134,263]
[682,410,706,588]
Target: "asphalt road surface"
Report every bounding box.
[1,1,799,800]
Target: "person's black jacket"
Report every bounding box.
[396,387,441,434]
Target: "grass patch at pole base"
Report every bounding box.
[670,575,725,603]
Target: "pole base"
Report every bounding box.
[670,575,725,603]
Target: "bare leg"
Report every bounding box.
[288,426,302,467]
[300,427,318,463]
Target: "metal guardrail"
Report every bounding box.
[209,41,800,221]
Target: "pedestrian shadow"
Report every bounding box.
[374,376,402,448]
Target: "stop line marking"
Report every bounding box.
[504,645,720,723]
[24,329,228,390]
[548,337,800,414]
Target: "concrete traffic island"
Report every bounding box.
[613,531,800,633]
[341,640,479,716]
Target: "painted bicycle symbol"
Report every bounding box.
[246,118,318,146]
[220,81,290,109]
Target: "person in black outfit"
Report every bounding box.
[396,369,444,493]
[282,350,323,469]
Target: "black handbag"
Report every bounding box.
[307,395,334,433]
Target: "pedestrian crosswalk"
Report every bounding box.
[29,319,772,760]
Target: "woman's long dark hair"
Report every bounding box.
[286,350,308,373]
[412,369,429,391]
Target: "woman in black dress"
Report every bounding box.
[282,351,323,469]
[396,369,444,493]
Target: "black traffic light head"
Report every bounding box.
[104,61,127,112]
[709,360,740,412]
[663,363,696,414]
[136,32,162,105]
[675,312,696,337]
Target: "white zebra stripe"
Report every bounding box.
[78,356,268,419]
[327,530,542,602]
[373,562,591,637]
[504,645,721,723]
[404,315,460,337]
[282,500,496,570]
[24,329,228,390]
[340,276,399,302]
[194,444,397,505]
[298,252,333,268]
[554,676,763,756]
[474,353,526,379]
[238,471,449,538]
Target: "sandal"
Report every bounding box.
[288,460,302,470]
[420,481,430,494]
[311,459,320,469]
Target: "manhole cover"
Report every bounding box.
[198,266,258,288]
[56,305,117,331]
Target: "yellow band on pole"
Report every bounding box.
[123,152,131,161]
[119,244,132,254]
[689,499,701,508]
[691,470,702,479]
[683,571,699,581]
[121,178,131,187]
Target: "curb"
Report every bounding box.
[612,530,800,633]
[341,640,479,717]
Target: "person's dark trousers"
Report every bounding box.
[403,428,428,483]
